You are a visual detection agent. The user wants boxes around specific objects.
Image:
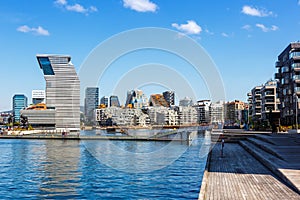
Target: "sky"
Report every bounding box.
[1,0,300,111]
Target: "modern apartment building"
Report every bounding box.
[84,87,99,121]
[260,80,280,124]
[250,86,262,123]
[194,100,211,124]
[275,42,300,125]
[178,106,198,125]
[163,91,175,106]
[12,94,28,122]
[22,55,80,131]
[225,100,246,125]
[210,101,225,124]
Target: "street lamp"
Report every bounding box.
[294,93,298,132]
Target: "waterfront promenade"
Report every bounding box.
[200,132,300,200]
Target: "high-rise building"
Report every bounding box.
[275,42,300,125]
[125,89,148,109]
[34,54,80,131]
[84,87,99,121]
[100,96,109,107]
[13,94,28,122]
[32,90,45,105]
[149,94,169,107]
[163,91,175,106]
[110,95,120,107]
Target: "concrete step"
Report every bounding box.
[246,137,284,160]
[253,134,276,145]
[240,140,300,194]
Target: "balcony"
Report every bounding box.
[295,87,300,95]
[275,73,281,79]
[292,63,300,72]
[275,61,282,68]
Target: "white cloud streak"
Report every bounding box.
[242,5,273,17]
[221,33,229,38]
[17,25,50,36]
[55,0,97,14]
[256,24,279,32]
[242,24,251,31]
[172,20,202,35]
[123,0,158,12]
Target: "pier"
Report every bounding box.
[199,130,300,200]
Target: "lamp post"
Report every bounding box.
[294,93,298,132]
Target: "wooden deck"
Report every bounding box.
[202,143,300,200]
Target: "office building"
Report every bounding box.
[125,89,148,109]
[13,94,28,122]
[275,42,300,125]
[110,95,120,107]
[100,96,109,107]
[22,54,80,131]
[32,90,45,105]
[163,91,175,106]
[84,87,99,121]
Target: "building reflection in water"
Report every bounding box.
[38,140,81,198]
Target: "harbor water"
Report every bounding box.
[0,129,210,199]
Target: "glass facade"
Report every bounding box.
[110,95,120,107]
[13,94,28,122]
[84,87,99,121]
[38,57,55,75]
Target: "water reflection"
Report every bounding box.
[38,140,81,199]
[0,132,208,199]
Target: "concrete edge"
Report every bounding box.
[198,144,212,200]
[239,140,300,194]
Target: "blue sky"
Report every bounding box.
[0,0,300,111]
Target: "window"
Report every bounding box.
[38,57,55,75]
[290,51,300,59]
[282,66,289,72]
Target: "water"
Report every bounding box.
[0,130,210,199]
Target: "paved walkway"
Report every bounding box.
[203,143,300,200]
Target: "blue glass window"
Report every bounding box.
[38,57,55,75]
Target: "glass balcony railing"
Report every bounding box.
[295,87,300,92]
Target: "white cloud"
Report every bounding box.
[256,24,279,32]
[221,32,229,37]
[123,0,158,12]
[242,5,273,17]
[298,0,300,5]
[17,25,50,36]
[242,24,251,31]
[55,0,67,5]
[55,0,97,14]
[66,4,86,13]
[172,20,202,35]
